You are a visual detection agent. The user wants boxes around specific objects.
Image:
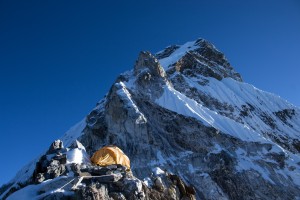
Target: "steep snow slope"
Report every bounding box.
[2,38,300,200]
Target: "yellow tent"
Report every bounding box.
[90,146,130,169]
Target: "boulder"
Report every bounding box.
[47,140,64,154]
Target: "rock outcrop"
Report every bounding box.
[1,140,195,200]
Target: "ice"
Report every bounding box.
[66,148,91,164]
[153,167,165,175]
[156,84,269,143]
[184,75,300,140]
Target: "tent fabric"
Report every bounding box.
[90,146,130,169]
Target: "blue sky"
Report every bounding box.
[0,0,299,185]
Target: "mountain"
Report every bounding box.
[1,38,300,200]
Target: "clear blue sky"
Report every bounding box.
[0,0,299,186]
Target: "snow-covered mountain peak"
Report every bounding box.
[156,38,242,82]
[2,38,300,200]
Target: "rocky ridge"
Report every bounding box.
[1,140,195,200]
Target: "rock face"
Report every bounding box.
[2,38,300,199]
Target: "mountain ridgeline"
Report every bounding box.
[1,38,300,200]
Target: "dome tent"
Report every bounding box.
[90,145,130,169]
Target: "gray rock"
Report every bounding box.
[47,140,64,154]
[53,154,67,165]
[75,183,110,200]
[35,173,45,183]
[94,174,123,183]
[122,177,144,199]
[109,192,126,200]
[70,163,91,177]
[155,45,180,60]
[45,160,66,179]
[134,51,166,78]
[154,177,165,192]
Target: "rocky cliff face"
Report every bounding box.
[1,38,300,200]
